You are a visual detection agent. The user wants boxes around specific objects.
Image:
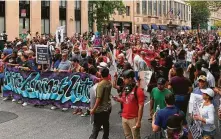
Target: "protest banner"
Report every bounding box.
[3,66,98,108]
[56,26,65,43]
[36,45,49,64]
[140,34,150,43]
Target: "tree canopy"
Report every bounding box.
[89,0,125,32]
[188,1,210,29]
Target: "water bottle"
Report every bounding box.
[156,105,160,112]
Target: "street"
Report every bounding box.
[0,88,153,139]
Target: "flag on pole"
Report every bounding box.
[177,10,181,19]
[167,8,173,19]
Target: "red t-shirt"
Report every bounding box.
[121,87,145,119]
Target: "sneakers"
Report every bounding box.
[81,111,90,117]
[17,100,23,104]
[22,102,28,107]
[62,108,68,111]
[12,99,16,102]
[51,106,57,110]
[3,97,9,101]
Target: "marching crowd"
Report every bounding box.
[1,30,221,139]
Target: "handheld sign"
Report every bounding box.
[209,35,214,42]
[140,34,150,43]
[36,45,49,64]
[157,35,163,41]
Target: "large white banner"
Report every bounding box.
[56,26,65,43]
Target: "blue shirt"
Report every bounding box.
[154,106,187,129]
[3,48,13,55]
[58,60,72,70]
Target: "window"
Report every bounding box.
[148,1,152,15]
[126,6,130,16]
[75,1,81,10]
[153,1,157,16]
[0,17,4,33]
[41,0,50,35]
[75,21,81,33]
[142,1,147,15]
[41,19,50,35]
[136,3,140,14]
[59,0,66,7]
[19,1,30,34]
[163,1,166,16]
[0,1,5,33]
[158,1,162,16]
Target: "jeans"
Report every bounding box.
[175,95,189,115]
[89,110,111,139]
[202,130,216,138]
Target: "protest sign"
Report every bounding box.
[120,33,127,43]
[140,34,150,43]
[56,26,65,43]
[3,66,97,108]
[139,71,153,91]
[209,35,214,42]
[189,101,202,139]
[36,45,49,64]
[157,35,163,41]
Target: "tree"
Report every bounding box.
[89,1,125,32]
[208,1,221,11]
[188,1,210,29]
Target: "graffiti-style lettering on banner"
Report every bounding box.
[3,67,97,108]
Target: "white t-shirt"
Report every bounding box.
[133,54,141,71]
[199,103,216,132]
[186,50,195,62]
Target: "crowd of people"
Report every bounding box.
[1,29,221,139]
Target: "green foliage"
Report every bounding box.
[188,1,210,29]
[208,1,221,11]
[89,0,125,32]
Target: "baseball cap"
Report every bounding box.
[122,69,135,79]
[200,88,214,97]
[198,75,207,82]
[157,78,166,85]
[97,62,109,69]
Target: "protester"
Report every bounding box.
[89,68,112,139]
[113,69,145,139]
[168,62,192,114]
[193,88,216,138]
[150,78,172,118]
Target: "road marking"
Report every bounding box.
[145,101,150,106]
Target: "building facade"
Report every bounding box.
[208,9,221,30]
[0,0,88,41]
[108,0,191,34]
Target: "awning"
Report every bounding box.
[142,24,150,30]
[159,25,167,30]
[182,26,186,30]
[176,26,181,30]
[186,26,191,30]
[151,24,159,30]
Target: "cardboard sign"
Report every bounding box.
[209,35,214,42]
[56,26,65,43]
[36,45,49,64]
[140,34,150,43]
[157,35,163,41]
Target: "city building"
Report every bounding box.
[208,9,221,30]
[0,0,88,41]
[107,0,191,34]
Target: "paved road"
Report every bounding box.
[0,88,154,139]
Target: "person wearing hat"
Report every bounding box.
[113,69,145,139]
[150,78,172,118]
[193,88,216,138]
[189,75,208,114]
[55,50,72,73]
